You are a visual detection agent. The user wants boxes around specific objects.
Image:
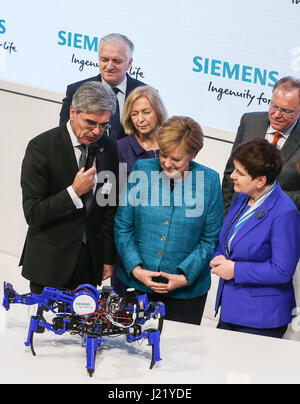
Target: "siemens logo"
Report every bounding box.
[193,57,278,87]
[0,19,6,34]
[58,30,99,52]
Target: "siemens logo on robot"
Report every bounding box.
[73,294,97,315]
[0,19,6,34]
[193,56,279,87]
[58,30,99,52]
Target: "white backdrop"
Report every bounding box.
[1,0,300,133]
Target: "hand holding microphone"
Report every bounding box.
[72,143,99,197]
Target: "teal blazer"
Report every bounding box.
[114,158,224,299]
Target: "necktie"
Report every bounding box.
[109,87,121,140]
[77,144,94,208]
[78,144,87,170]
[77,144,94,243]
[271,132,282,147]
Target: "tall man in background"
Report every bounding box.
[59,33,146,140]
[20,81,119,293]
[222,76,300,214]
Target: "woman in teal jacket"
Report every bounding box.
[114,116,223,324]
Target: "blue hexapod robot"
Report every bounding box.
[3,282,165,376]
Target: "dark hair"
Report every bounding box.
[232,138,283,185]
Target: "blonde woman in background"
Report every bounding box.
[117,86,167,176]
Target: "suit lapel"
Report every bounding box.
[57,125,79,183]
[281,119,300,161]
[228,185,280,253]
[125,73,136,97]
[221,195,247,244]
[96,73,102,83]
[94,136,110,202]
[95,135,107,174]
[255,113,270,138]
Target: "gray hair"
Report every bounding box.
[72,81,116,114]
[99,33,134,61]
[273,76,300,104]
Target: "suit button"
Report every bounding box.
[158,251,163,256]
[163,220,169,226]
[161,236,166,241]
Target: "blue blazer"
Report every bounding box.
[114,158,224,299]
[215,183,300,329]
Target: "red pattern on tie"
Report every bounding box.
[272,132,282,146]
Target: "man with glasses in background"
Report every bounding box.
[222,76,300,214]
[20,81,119,293]
[59,33,146,140]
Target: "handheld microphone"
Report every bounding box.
[84,143,99,171]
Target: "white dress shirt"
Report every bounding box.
[265,121,297,150]
[101,76,127,118]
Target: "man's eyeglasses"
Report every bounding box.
[269,102,296,118]
[80,114,111,131]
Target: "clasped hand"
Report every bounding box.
[210,255,235,280]
[132,266,188,293]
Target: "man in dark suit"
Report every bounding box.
[222,76,300,214]
[59,33,146,140]
[20,81,119,293]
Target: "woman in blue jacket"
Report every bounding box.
[114,116,224,325]
[211,138,300,338]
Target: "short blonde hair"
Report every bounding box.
[122,86,167,134]
[157,116,204,157]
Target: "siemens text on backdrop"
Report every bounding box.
[193,56,278,87]
[0,19,6,34]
